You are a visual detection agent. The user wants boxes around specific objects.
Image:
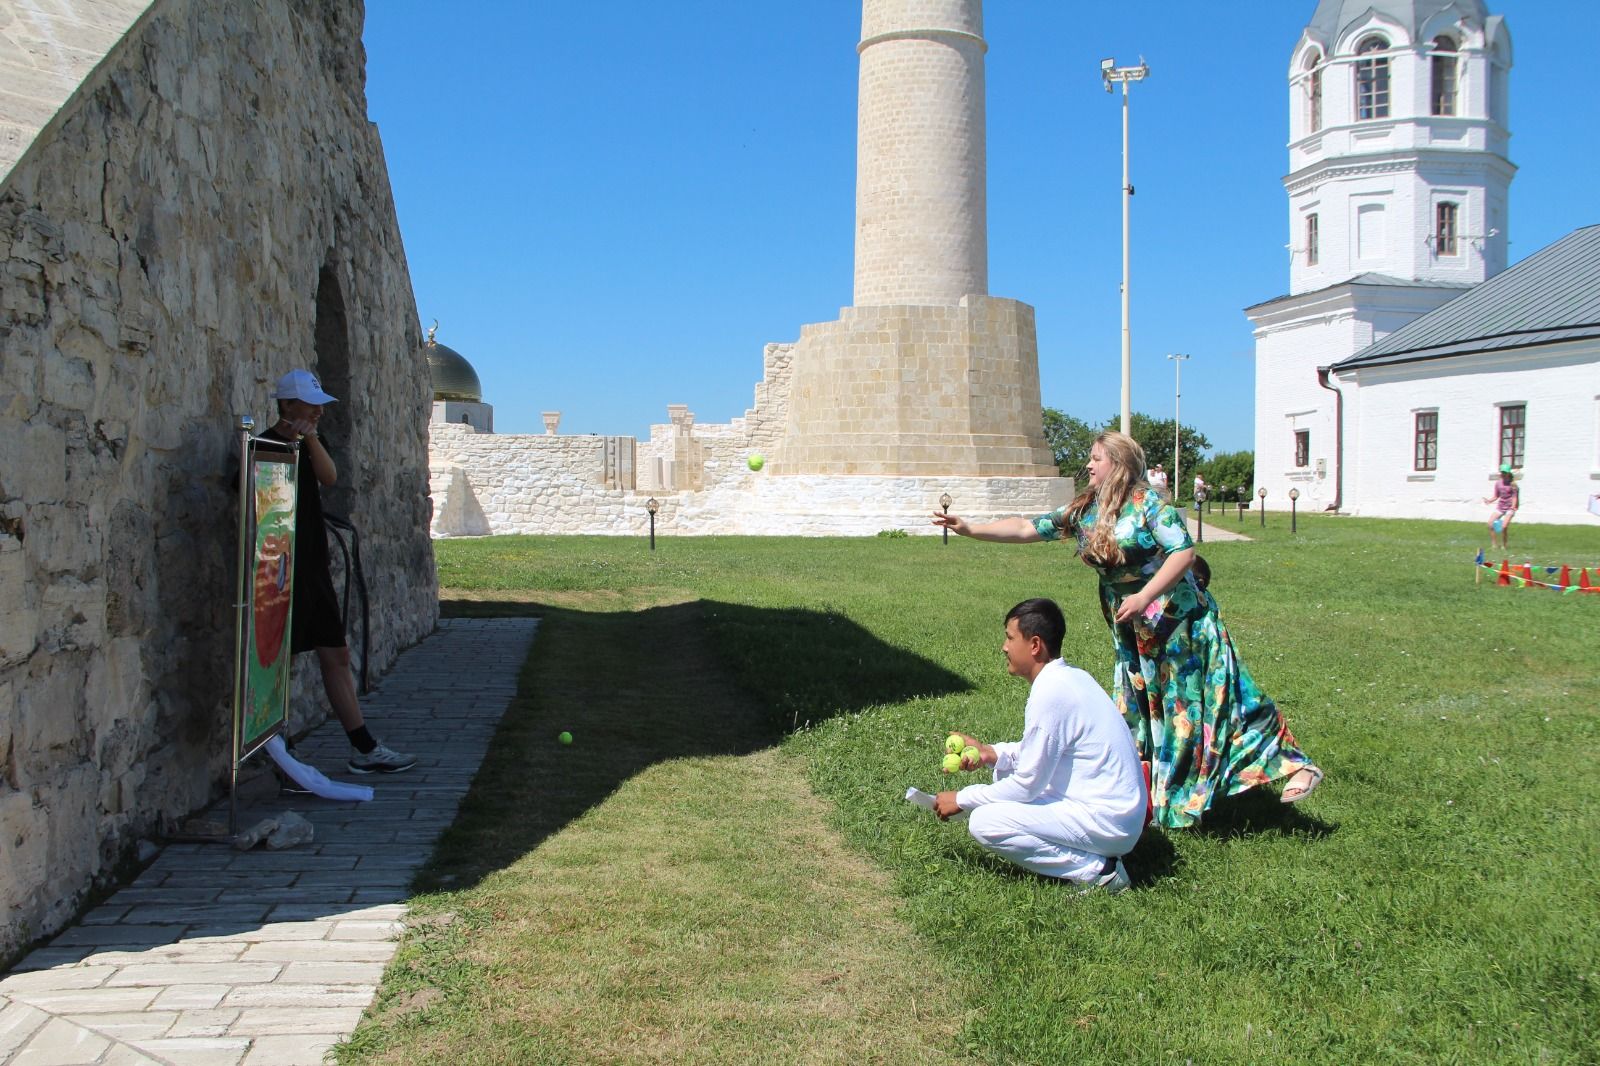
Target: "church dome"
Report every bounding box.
[424,326,482,403]
[1307,0,1487,47]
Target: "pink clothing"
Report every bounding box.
[1492,481,1518,513]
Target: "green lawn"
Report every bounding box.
[342,515,1600,1065]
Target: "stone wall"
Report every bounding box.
[0,0,438,963]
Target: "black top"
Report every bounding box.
[260,426,329,580]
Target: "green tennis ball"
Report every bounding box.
[942,752,963,774]
[945,734,965,755]
[962,746,981,767]
[558,731,573,745]
[747,453,765,471]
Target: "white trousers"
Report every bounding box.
[967,800,1129,883]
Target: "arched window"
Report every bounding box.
[1304,50,1324,133]
[1431,36,1458,116]
[1435,202,1459,256]
[1355,36,1391,120]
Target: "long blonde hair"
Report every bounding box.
[1060,431,1151,566]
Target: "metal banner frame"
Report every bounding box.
[229,416,300,832]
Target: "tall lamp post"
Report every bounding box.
[1257,486,1267,528]
[1167,353,1188,499]
[1289,487,1301,534]
[1193,484,1206,543]
[1103,57,1150,436]
[939,493,953,546]
[645,497,659,551]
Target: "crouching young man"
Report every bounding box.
[935,598,1145,893]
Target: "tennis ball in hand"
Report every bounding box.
[945,734,965,755]
[942,752,963,774]
[558,731,573,745]
[747,453,765,471]
[961,746,981,768]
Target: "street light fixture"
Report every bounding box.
[1193,484,1206,544]
[1257,486,1267,528]
[1104,56,1150,436]
[645,497,660,551]
[1167,353,1188,499]
[1289,487,1301,534]
[939,493,953,546]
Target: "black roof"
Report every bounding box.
[1332,224,1600,371]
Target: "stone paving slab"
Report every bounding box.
[0,618,538,1066]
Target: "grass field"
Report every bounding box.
[340,515,1600,1065]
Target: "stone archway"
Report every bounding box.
[313,259,355,518]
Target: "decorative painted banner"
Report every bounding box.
[1475,550,1600,594]
[240,447,298,757]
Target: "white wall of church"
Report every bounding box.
[1340,340,1600,524]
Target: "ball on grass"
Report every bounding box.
[945,734,965,755]
[942,752,963,774]
[558,731,573,745]
[747,453,766,472]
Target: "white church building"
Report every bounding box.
[1248,0,1600,524]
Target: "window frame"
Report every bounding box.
[1355,36,1392,120]
[1431,36,1459,116]
[1306,213,1320,265]
[1414,410,1438,471]
[1435,201,1460,257]
[1304,51,1324,133]
[1294,429,1311,469]
[1498,404,1525,469]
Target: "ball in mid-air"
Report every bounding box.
[942,752,963,774]
[945,734,965,755]
[747,453,765,472]
[558,731,573,745]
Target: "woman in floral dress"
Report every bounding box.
[933,431,1322,829]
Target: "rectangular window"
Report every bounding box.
[1431,54,1458,115]
[1306,214,1319,266]
[1436,202,1459,256]
[1294,429,1310,468]
[1499,405,1525,468]
[1414,411,1438,471]
[1356,48,1391,120]
[1308,68,1323,132]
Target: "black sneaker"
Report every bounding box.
[347,741,417,774]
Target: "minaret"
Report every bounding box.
[854,0,988,305]
[772,0,1059,482]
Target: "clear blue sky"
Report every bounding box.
[362,2,1597,454]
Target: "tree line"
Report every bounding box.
[1042,408,1255,504]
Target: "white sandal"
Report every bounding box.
[1281,765,1324,804]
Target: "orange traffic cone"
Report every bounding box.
[1584,569,1599,594]
[1497,560,1511,586]
[1558,565,1571,590]
[1520,563,1534,587]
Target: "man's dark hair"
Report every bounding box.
[1005,598,1064,658]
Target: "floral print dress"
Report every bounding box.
[1034,490,1313,829]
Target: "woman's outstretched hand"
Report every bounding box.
[931,512,970,537]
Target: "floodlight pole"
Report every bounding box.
[1104,57,1149,436]
[1167,353,1188,498]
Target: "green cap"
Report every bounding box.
[1499,463,1513,474]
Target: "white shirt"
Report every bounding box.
[956,659,1146,840]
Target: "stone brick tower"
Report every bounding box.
[774,0,1060,480]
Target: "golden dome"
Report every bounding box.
[424,325,482,403]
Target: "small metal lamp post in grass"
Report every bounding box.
[1289,487,1300,533]
[940,492,953,546]
[646,497,659,551]
[1258,486,1267,528]
[1193,485,1207,544]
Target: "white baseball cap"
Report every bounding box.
[273,369,337,405]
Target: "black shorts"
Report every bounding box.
[291,566,347,653]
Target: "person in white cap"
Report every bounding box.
[265,369,416,774]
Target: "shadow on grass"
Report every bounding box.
[1193,785,1336,841]
[419,597,970,893]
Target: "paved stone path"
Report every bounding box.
[0,617,538,1066]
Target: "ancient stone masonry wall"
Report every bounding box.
[0,0,437,963]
